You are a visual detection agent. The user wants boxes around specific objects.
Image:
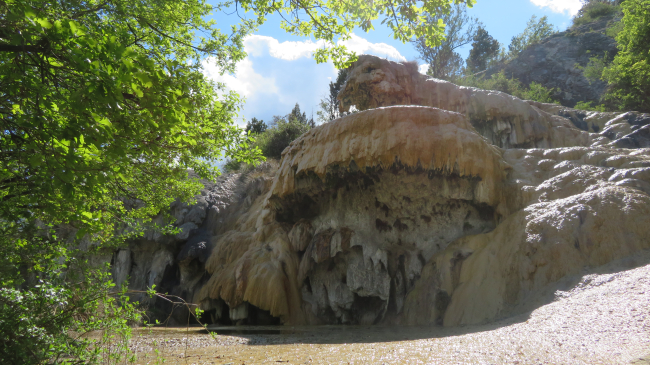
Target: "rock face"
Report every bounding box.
[114,55,650,328]
[485,15,619,108]
[337,55,602,150]
[109,169,276,324]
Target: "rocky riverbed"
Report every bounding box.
[129,252,650,364]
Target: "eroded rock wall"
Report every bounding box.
[337,55,649,151]
[404,147,650,326]
[113,55,650,329]
[193,103,649,326]
[109,168,278,325]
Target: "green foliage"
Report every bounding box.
[507,16,557,58]
[414,3,479,81]
[0,0,257,362]
[606,18,624,38]
[0,0,480,362]
[317,69,350,123]
[288,103,315,127]
[254,117,312,159]
[236,0,477,68]
[525,82,559,103]
[246,117,268,135]
[602,0,650,112]
[573,0,621,27]
[576,54,609,84]
[466,26,501,74]
[574,101,609,111]
[459,71,558,103]
[224,159,243,173]
[0,228,141,364]
[0,0,263,229]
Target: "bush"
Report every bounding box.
[582,55,608,83]
[574,101,608,112]
[458,71,559,104]
[224,158,243,173]
[524,82,558,103]
[507,16,557,58]
[253,119,312,159]
[602,0,650,112]
[0,239,141,364]
[573,1,620,27]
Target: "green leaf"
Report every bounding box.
[135,72,153,88]
[35,18,53,29]
[29,154,43,167]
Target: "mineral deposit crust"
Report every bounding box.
[115,55,650,329]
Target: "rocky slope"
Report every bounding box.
[485,14,620,108]
[112,55,650,329]
[127,252,650,364]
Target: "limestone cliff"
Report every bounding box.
[113,55,650,328]
[484,15,620,108]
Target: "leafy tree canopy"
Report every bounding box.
[603,0,650,112]
[507,15,556,57]
[0,0,476,361]
[317,68,349,123]
[414,3,479,81]
[1,0,262,233]
[246,117,267,134]
[466,26,500,74]
[288,103,315,127]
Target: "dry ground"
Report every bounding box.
[128,255,650,365]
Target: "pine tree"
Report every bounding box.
[288,103,315,127]
[466,26,500,74]
[245,117,267,134]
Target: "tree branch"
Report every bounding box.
[0,44,44,53]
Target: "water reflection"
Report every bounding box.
[201,324,513,345]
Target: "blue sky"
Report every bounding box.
[202,0,582,127]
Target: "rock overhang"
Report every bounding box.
[270,106,510,211]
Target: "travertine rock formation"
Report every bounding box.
[404,146,650,325]
[337,55,604,149]
[109,170,274,324]
[114,55,650,328]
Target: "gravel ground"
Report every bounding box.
[129,259,650,365]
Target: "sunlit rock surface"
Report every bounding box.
[114,55,650,329]
[338,55,650,151]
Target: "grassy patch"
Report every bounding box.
[572,1,621,28]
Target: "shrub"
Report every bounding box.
[507,16,557,58]
[574,101,608,112]
[253,119,312,159]
[602,0,650,112]
[573,1,621,27]
[458,71,558,104]
[224,158,243,173]
[523,82,558,103]
[575,54,611,84]
[0,245,141,364]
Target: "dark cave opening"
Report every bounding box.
[204,302,282,326]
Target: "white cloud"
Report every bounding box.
[530,0,582,15]
[338,34,406,62]
[201,33,407,126]
[243,33,406,62]
[202,57,278,98]
[244,35,328,60]
[418,63,429,75]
